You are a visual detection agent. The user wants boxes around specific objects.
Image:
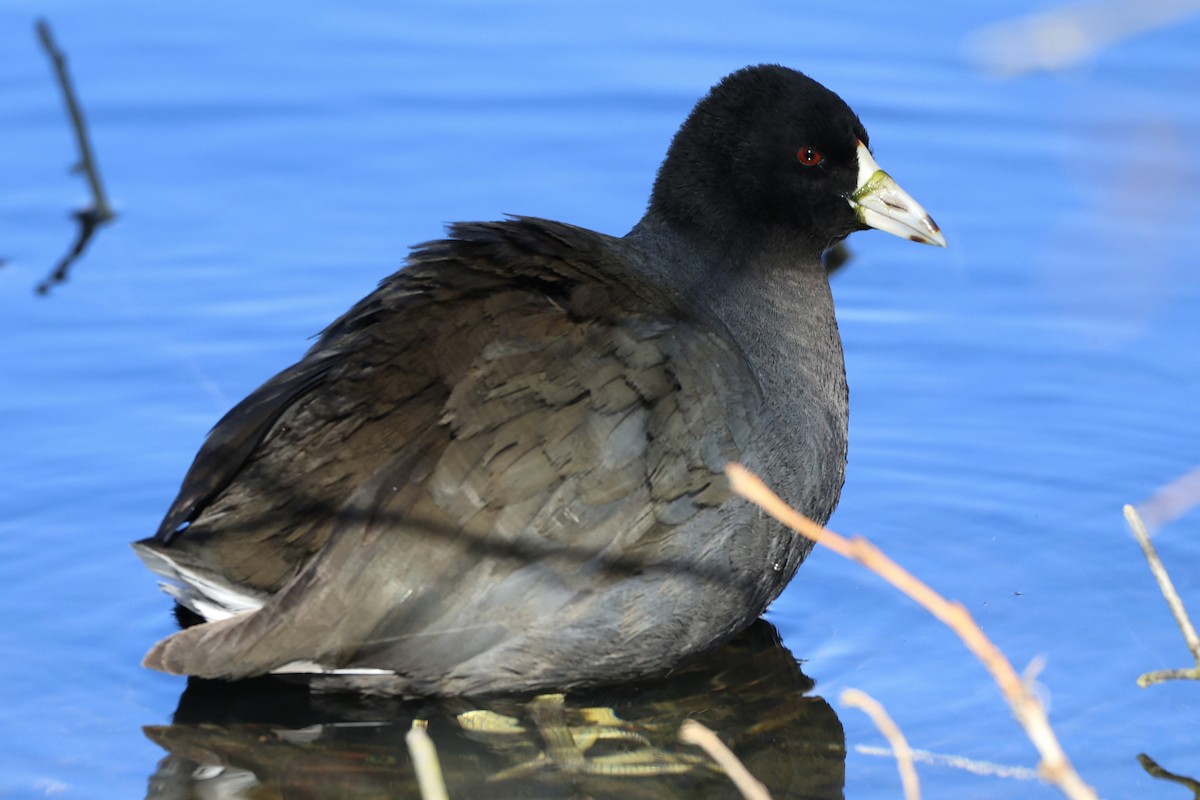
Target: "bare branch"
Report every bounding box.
[406,720,450,800]
[1125,504,1200,685]
[679,719,771,800]
[1136,464,1200,533]
[37,19,114,222]
[1138,753,1200,798]
[35,18,116,294]
[841,689,920,800]
[725,462,1098,800]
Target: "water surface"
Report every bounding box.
[2,1,1199,797]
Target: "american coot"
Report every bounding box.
[134,64,944,696]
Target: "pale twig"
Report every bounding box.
[406,720,450,800]
[841,689,920,800]
[1124,504,1200,686]
[855,745,1039,781]
[966,0,1200,77]
[678,719,771,800]
[725,463,1098,800]
[1136,464,1200,533]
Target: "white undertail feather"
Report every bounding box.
[139,546,399,676]
[137,546,264,621]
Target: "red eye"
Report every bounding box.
[797,147,822,166]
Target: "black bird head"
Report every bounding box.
[649,64,945,257]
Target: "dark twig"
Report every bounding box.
[37,19,114,221]
[1124,505,1200,686]
[1138,753,1200,799]
[36,210,105,295]
[35,18,116,294]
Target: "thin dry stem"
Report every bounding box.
[1139,666,1200,685]
[1124,504,1200,687]
[679,719,771,800]
[726,462,1097,800]
[967,1,1200,77]
[1138,753,1200,798]
[841,688,920,800]
[406,719,450,800]
[1137,464,1200,532]
[855,745,1038,781]
[35,19,116,294]
[36,19,114,222]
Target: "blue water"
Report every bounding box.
[2,1,1199,797]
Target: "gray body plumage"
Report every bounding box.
[135,215,847,695]
[134,63,945,695]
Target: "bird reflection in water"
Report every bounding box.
[143,620,845,799]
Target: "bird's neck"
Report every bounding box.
[624,214,849,518]
[625,215,845,404]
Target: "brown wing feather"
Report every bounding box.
[141,219,780,691]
